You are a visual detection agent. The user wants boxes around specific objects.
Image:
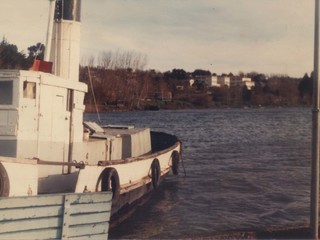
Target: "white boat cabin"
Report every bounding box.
[0,70,151,184]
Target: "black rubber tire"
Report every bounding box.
[172,151,180,175]
[151,159,161,189]
[0,163,9,197]
[97,168,120,200]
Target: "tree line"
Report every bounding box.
[0,38,313,111]
[0,37,44,70]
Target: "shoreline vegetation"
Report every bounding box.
[80,51,313,113]
[0,39,313,112]
[83,67,313,113]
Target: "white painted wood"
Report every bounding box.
[50,21,81,82]
[0,195,63,208]
[1,161,38,196]
[69,202,110,214]
[0,205,62,219]
[69,212,111,225]
[67,222,109,237]
[0,228,61,240]
[0,217,62,234]
[0,192,112,239]
[69,232,109,239]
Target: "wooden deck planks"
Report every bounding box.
[0,192,112,239]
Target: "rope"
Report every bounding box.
[87,66,101,123]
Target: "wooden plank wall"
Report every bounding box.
[0,192,112,239]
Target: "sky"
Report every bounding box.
[0,0,315,77]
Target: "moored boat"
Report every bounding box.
[0,0,182,230]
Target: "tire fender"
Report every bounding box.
[150,159,161,189]
[0,163,9,197]
[171,151,180,175]
[97,168,120,200]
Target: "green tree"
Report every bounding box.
[192,69,211,76]
[0,37,29,69]
[168,68,188,80]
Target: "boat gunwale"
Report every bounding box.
[0,156,38,165]
[0,133,181,167]
[98,134,181,166]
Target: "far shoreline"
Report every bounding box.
[84,104,311,113]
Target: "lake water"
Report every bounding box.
[85,107,312,239]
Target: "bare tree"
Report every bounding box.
[81,55,95,67]
[98,51,112,69]
[98,49,147,70]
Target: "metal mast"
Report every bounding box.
[311,0,320,238]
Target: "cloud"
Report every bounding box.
[0,0,315,77]
[0,1,48,52]
[81,0,314,76]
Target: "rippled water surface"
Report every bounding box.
[85,107,312,239]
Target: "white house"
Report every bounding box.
[217,76,230,87]
[242,77,255,90]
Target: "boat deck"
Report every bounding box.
[84,122,152,159]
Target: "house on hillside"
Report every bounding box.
[189,79,195,87]
[193,75,225,87]
[242,77,255,90]
[193,74,212,86]
[217,76,230,87]
[230,77,255,90]
[189,73,254,90]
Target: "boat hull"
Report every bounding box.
[0,131,182,226]
[76,131,182,225]
[110,171,169,227]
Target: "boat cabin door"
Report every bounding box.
[37,84,72,175]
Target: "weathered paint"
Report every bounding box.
[0,159,38,196]
[75,143,180,194]
[0,70,87,179]
[0,192,112,239]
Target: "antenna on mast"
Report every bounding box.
[311,0,320,238]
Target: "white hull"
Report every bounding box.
[0,131,181,223]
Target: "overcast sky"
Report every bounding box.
[0,0,315,77]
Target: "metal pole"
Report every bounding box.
[311,0,320,238]
[44,0,56,61]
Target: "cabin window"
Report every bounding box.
[0,81,13,105]
[23,81,36,99]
